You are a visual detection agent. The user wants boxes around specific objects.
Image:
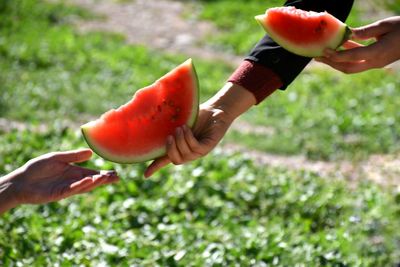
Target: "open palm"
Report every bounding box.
[14,149,119,204]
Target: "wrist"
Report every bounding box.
[204,82,256,122]
[0,170,23,214]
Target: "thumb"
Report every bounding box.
[144,156,171,178]
[51,149,93,163]
[352,21,391,40]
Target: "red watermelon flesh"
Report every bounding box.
[81,59,199,163]
[255,7,350,57]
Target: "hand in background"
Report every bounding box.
[144,82,256,178]
[316,16,400,73]
[0,149,119,213]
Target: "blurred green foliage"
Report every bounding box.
[226,69,400,160]
[2,128,400,266]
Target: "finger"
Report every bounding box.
[182,125,203,155]
[144,156,171,178]
[166,135,183,165]
[174,127,193,159]
[54,172,119,201]
[53,176,94,200]
[352,21,392,40]
[70,176,95,190]
[51,149,93,163]
[323,46,374,62]
[69,165,99,178]
[315,57,373,74]
[78,173,120,193]
[341,40,364,50]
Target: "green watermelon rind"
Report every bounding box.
[81,59,199,164]
[255,14,350,58]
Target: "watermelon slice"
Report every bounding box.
[255,6,351,57]
[81,59,199,164]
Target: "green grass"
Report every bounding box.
[383,0,400,14]
[1,1,400,265]
[2,128,400,266]
[225,68,400,160]
[0,0,232,122]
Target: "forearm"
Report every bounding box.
[203,82,257,122]
[0,171,20,214]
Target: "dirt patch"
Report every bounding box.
[231,119,276,136]
[2,117,399,187]
[70,0,242,65]
[221,143,400,187]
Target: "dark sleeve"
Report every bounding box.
[246,0,354,90]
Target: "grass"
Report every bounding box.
[1,0,400,265]
[225,68,400,160]
[0,0,232,122]
[2,127,400,266]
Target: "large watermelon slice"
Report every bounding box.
[255,6,351,57]
[81,59,199,164]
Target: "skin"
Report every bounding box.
[316,16,400,74]
[145,82,257,178]
[0,149,119,214]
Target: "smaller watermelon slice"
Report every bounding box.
[255,6,351,57]
[81,59,199,164]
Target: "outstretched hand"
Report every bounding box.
[316,16,400,73]
[6,149,119,207]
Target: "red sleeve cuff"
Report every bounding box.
[227,60,283,104]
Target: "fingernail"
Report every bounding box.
[167,135,173,145]
[182,125,188,131]
[100,170,117,176]
[175,127,182,136]
[92,174,103,181]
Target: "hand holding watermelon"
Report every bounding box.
[316,16,400,73]
[145,82,257,178]
[255,6,351,57]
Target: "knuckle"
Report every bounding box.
[171,159,182,165]
[342,69,353,74]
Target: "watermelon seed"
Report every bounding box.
[171,114,179,122]
[168,100,175,107]
[315,19,327,33]
[175,107,181,113]
[157,105,162,112]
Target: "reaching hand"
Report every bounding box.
[144,104,234,178]
[316,16,400,73]
[5,149,119,207]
